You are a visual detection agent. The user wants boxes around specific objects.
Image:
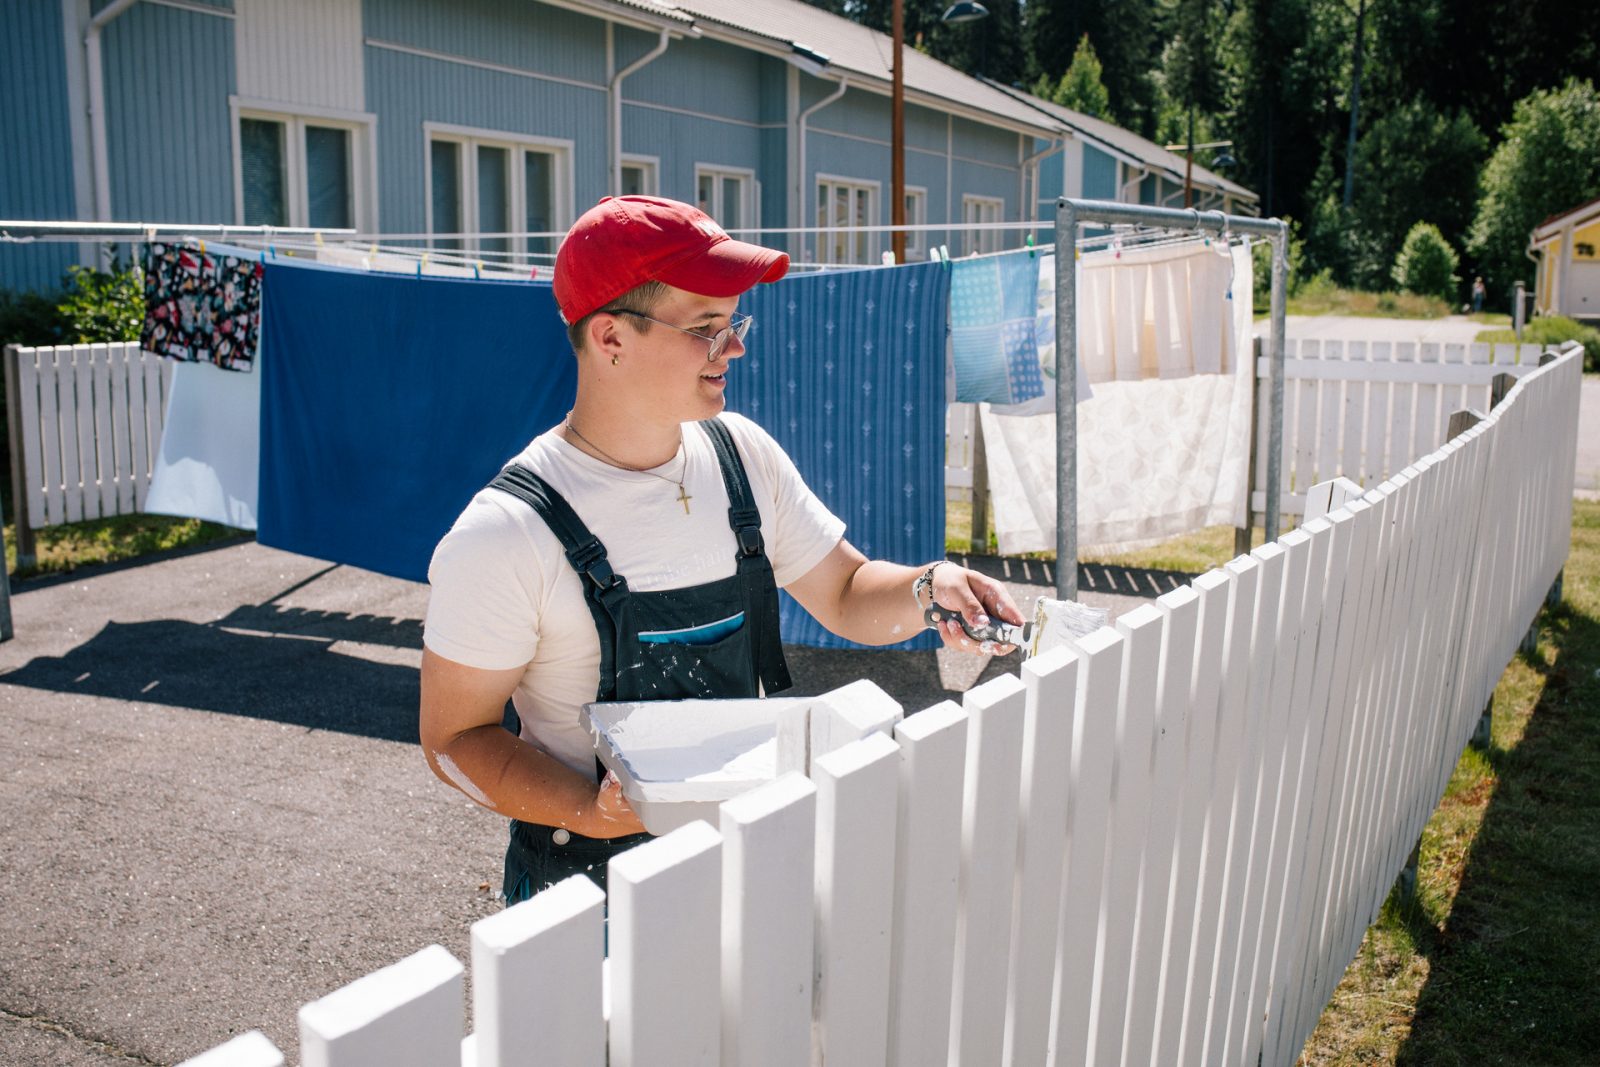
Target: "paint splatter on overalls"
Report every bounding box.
[491,417,792,905]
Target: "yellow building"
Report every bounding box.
[1530,196,1600,321]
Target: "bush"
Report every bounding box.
[1477,315,1600,372]
[0,287,68,349]
[57,262,142,344]
[1392,222,1460,303]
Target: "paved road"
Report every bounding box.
[0,539,1160,1065]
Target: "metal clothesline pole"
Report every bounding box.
[1053,197,1289,601]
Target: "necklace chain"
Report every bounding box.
[564,417,693,514]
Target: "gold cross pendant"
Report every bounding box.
[676,483,692,515]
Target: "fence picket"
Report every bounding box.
[15,348,47,529]
[1316,342,1344,485]
[1149,570,1231,1065]
[75,346,99,520]
[949,675,1028,1066]
[1341,342,1367,484]
[92,349,116,517]
[721,775,818,1067]
[1047,626,1126,1065]
[609,823,723,1066]
[296,945,462,1067]
[1364,342,1392,487]
[471,876,604,1067]
[1119,586,1199,1067]
[1439,342,1467,428]
[886,701,968,1067]
[1294,341,1321,496]
[813,733,900,1067]
[1088,604,1166,1065]
[109,347,134,514]
[1002,648,1078,1067]
[134,349,162,508]
[1413,343,1442,469]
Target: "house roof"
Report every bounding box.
[653,0,1063,137]
[1533,195,1600,242]
[985,81,1257,202]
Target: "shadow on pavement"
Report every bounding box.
[1,617,422,743]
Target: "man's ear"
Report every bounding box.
[586,312,625,363]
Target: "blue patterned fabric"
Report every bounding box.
[950,251,1045,404]
[735,263,948,651]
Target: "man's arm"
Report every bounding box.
[785,539,1026,651]
[418,648,645,837]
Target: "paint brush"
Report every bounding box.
[924,596,1107,658]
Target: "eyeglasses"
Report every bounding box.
[604,309,754,362]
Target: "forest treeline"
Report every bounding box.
[811,0,1600,308]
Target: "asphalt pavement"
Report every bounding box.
[0,538,1163,1066]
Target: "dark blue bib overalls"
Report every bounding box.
[489,418,792,904]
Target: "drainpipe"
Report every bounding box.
[611,29,670,194]
[86,0,140,224]
[1020,138,1063,234]
[1118,164,1147,204]
[796,76,849,262]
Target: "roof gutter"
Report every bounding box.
[611,29,672,194]
[86,0,141,223]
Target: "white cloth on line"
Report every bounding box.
[979,239,1254,554]
[143,356,261,530]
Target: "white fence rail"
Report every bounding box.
[187,346,1580,1066]
[4,342,172,554]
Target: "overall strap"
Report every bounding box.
[698,418,793,694]
[489,465,628,701]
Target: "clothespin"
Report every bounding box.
[314,231,324,247]
[1025,233,1036,259]
[530,265,539,280]
[474,260,482,279]
[417,254,427,278]
[199,238,206,255]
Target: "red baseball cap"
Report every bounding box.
[553,195,790,324]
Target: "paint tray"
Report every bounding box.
[582,697,809,835]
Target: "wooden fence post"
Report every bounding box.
[4,344,37,569]
[1445,406,1493,756]
[970,407,989,553]
[1235,336,1263,555]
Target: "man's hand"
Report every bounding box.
[587,771,647,837]
[927,563,1026,655]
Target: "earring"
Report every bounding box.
[612,354,619,366]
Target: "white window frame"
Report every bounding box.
[230,98,378,232]
[423,122,575,257]
[816,173,882,266]
[620,154,660,198]
[903,185,928,261]
[693,163,758,233]
[962,194,1005,256]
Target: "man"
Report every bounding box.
[419,195,1023,905]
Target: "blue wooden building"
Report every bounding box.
[2,0,1255,293]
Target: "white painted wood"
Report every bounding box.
[949,673,1027,1067]
[1046,626,1124,1066]
[470,875,604,1067]
[811,679,903,770]
[886,701,968,1067]
[1294,340,1320,502]
[74,345,98,520]
[1414,342,1442,467]
[812,732,900,1067]
[1261,354,1539,387]
[1175,555,1257,1066]
[297,944,462,1067]
[1341,341,1367,485]
[38,349,65,526]
[1365,342,1393,483]
[1002,646,1079,1067]
[176,1031,284,1067]
[1117,588,1198,1067]
[1149,569,1231,1066]
[721,774,818,1067]
[110,347,134,515]
[1086,604,1164,1066]
[135,350,161,508]
[1315,340,1343,486]
[57,347,83,524]
[16,348,47,529]
[1304,476,1364,521]
[609,822,723,1067]
[92,351,116,517]
[1199,543,1285,1067]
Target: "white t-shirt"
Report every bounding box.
[424,412,846,776]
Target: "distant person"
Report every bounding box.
[417,195,1025,905]
[1471,276,1487,313]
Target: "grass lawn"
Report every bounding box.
[4,513,243,581]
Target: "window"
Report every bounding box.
[426,125,572,259]
[962,195,1004,256]
[695,165,755,234]
[235,105,373,231]
[620,157,659,198]
[903,186,928,261]
[816,175,880,266]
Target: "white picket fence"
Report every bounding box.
[3,342,172,553]
[186,346,1580,1067]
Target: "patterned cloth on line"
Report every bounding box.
[950,251,1045,405]
[141,242,263,371]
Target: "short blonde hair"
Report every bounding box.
[566,280,670,355]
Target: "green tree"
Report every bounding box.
[1346,100,1485,288]
[1023,0,1163,135]
[1468,79,1600,303]
[1392,221,1460,302]
[1038,34,1111,117]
